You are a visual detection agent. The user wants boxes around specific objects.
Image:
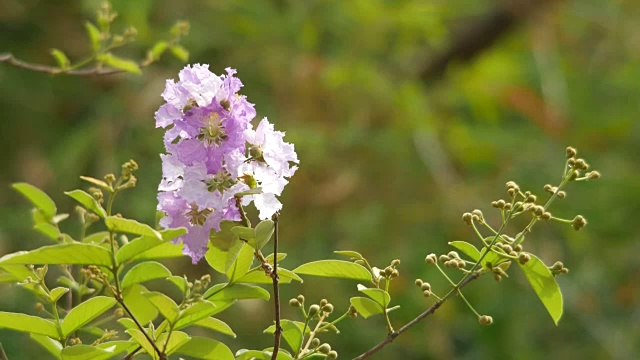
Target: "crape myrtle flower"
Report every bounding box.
[156,64,297,263]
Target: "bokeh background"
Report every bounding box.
[1,0,638,359]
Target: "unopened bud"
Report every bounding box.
[420,282,431,291]
[289,299,300,307]
[327,350,338,359]
[35,303,45,312]
[541,212,552,220]
[423,290,431,297]
[587,171,601,180]
[479,315,493,325]
[320,299,328,307]
[114,308,124,317]
[415,279,423,287]
[572,215,587,231]
[318,343,331,355]
[518,253,531,265]
[425,253,437,264]
[462,212,473,225]
[566,147,577,158]
[297,295,305,304]
[322,304,334,313]
[557,190,566,199]
[311,338,321,348]
[493,273,502,282]
[308,304,320,317]
[439,254,450,263]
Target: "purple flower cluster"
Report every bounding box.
[155,64,298,263]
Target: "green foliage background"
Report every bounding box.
[1,0,638,358]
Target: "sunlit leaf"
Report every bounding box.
[357,284,390,307]
[448,241,481,261]
[0,312,60,338]
[0,243,112,266]
[64,190,107,218]
[122,284,158,324]
[169,45,189,62]
[98,53,141,74]
[334,250,364,260]
[30,334,62,359]
[204,283,270,301]
[61,296,117,336]
[49,287,70,303]
[144,291,179,323]
[174,300,218,330]
[192,317,236,337]
[226,243,254,281]
[121,261,171,289]
[350,297,384,318]
[518,254,563,325]
[85,22,101,51]
[158,330,190,355]
[166,275,188,294]
[173,337,234,360]
[105,217,161,240]
[205,238,243,274]
[126,328,157,359]
[12,183,57,218]
[235,268,302,284]
[50,49,70,70]
[293,260,371,281]
[148,41,169,61]
[252,219,274,250]
[79,176,111,192]
[280,320,303,354]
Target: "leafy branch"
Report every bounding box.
[0,1,189,76]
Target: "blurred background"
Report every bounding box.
[1,0,638,359]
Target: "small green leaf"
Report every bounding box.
[235,350,269,360]
[235,268,302,284]
[50,49,70,70]
[148,41,168,61]
[30,334,62,359]
[204,283,270,301]
[226,243,254,281]
[518,254,563,325]
[79,176,111,192]
[12,183,57,218]
[174,300,218,330]
[105,217,161,239]
[144,291,179,323]
[126,328,157,359]
[129,241,185,261]
[280,320,303,354]
[166,275,188,294]
[205,239,244,274]
[34,222,60,240]
[251,220,274,250]
[448,241,481,261]
[158,331,190,355]
[121,261,171,289]
[82,231,109,244]
[96,341,137,357]
[234,187,263,196]
[357,284,390,307]
[122,285,158,324]
[60,344,122,360]
[173,337,234,360]
[169,45,189,62]
[52,213,69,224]
[350,297,384,319]
[0,243,112,266]
[192,317,236,337]
[85,22,101,51]
[61,296,117,336]
[0,312,60,338]
[231,226,255,242]
[49,287,70,303]
[210,220,241,251]
[64,190,107,218]
[98,53,141,74]
[334,250,364,260]
[293,260,371,281]
[264,253,287,263]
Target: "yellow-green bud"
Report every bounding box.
[587,171,601,180]
[518,253,531,265]
[415,279,423,287]
[572,215,587,231]
[557,190,567,199]
[289,299,301,307]
[541,212,552,220]
[311,338,321,348]
[479,315,493,325]
[114,308,125,317]
[35,303,44,312]
[425,253,437,264]
[391,259,401,267]
[552,261,564,271]
[297,295,305,304]
[322,304,334,313]
[448,251,459,259]
[423,290,431,297]
[320,299,328,307]
[493,273,502,282]
[318,343,331,354]
[308,304,320,317]
[420,282,431,291]
[566,146,577,158]
[327,350,338,359]
[514,244,523,252]
[462,212,473,225]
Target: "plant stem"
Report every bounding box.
[270,213,282,360]
[299,313,327,356]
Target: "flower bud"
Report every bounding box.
[420,282,431,291]
[544,184,554,193]
[390,269,399,278]
[322,304,334,313]
[541,212,552,220]
[448,251,459,259]
[586,171,601,180]
[289,299,301,307]
[572,215,587,231]
[114,308,124,317]
[297,295,305,304]
[503,203,512,210]
[566,146,577,158]
[415,279,423,287]
[456,260,466,269]
[423,290,431,297]
[425,253,437,264]
[514,244,523,252]
[308,304,320,317]
[462,212,473,225]
[493,273,502,282]
[327,350,338,359]
[518,253,530,265]
[479,315,493,325]
[526,194,537,203]
[318,343,331,355]
[557,190,566,199]
[320,298,328,307]
[439,254,450,263]
[311,338,321,348]
[35,303,44,312]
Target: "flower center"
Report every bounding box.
[206,170,235,193]
[185,203,212,226]
[197,112,228,145]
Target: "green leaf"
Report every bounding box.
[105,217,161,240]
[61,296,117,336]
[334,250,364,260]
[280,320,303,354]
[79,176,111,192]
[448,241,481,262]
[129,241,185,261]
[126,328,157,359]
[0,265,32,283]
[231,226,255,242]
[64,190,107,218]
[192,317,236,337]
[34,222,60,241]
[144,291,179,323]
[234,187,263,196]
[350,297,384,318]
[60,344,122,360]
[30,334,62,359]
[173,337,234,360]
[85,22,101,51]
[210,220,240,251]
[174,300,218,330]
[235,268,302,284]
[357,284,390,307]
[122,284,158,324]
[0,243,112,266]
[264,321,309,336]
[121,261,171,289]
[158,331,191,355]
[204,283,270,301]
[0,312,60,338]
[518,254,563,325]
[293,260,371,281]
[148,41,168,60]
[82,231,109,244]
[169,45,189,62]
[50,49,70,70]
[166,275,188,294]
[252,220,274,250]
[205,239,244,274]
[96,341,137,357]
[50,287,70,303]
[98,53,141,74]
[12,183,57,218]
[264,253,287,263]
[235,350,269,360]
[226,243,254,281]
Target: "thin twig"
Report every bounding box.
[0,343,8,360]
[123,346,142,360]
[117,297,166,360]
[270,213,282,360]
[353,272,481,360]
[0,53,140,76]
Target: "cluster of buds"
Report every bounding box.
[414,278,432,298]
[190,274,212,297]
[462,209,485,225]
[478,314,493,326]
[439,251,467,270]
[566,146,601,181]
[382,259,401,279]
[484,261,510,282]
[550,261,569,276]
[311,342,337,359]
